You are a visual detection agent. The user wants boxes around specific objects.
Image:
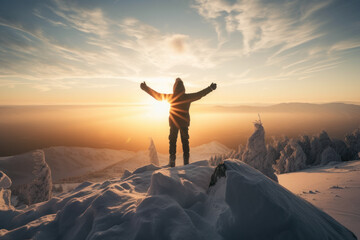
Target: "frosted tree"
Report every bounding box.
[285,141,307,172]
[321,146,341,165]
[242,117,278,182]
[274,140,307,174]
[0,171,12,210]
[345,128,360,160]
[332,139,351,161]
[148,138,159,166]
[265,145,278,165]
[269,136,289,163]
[297,135,311,163]
[29,150,52,204]
[310,131,334,165]
[209,144,244,166]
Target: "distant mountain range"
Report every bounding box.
[210,102,360,114]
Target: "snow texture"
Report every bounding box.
[0,160,355,240]
[242,121,278,182]
[148,138,159,166]
[0,150,52,205]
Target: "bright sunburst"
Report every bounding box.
[148,100,170,118]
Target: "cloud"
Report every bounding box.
[0,1,224,91]
[192,0,332,54]
[330,39,360,52]
[118,18,219,70]
[167,35,188,54]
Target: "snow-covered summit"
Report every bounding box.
[0,160,355,239]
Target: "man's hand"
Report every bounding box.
[140,81,147,90]
[210,83,217,90]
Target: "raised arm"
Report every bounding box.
[187,83,217,102]
[140,81,168,101]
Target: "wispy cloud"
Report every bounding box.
[330,39,360,52]
[192,0,332,54]
[0,0,359,99]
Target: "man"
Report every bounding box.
[141,78,217,167]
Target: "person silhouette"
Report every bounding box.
[141,78,217,167]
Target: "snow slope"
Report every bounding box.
[49,141,231,183]
[43,146,135,181]
[278,160,360,238]
[0,160,355,239]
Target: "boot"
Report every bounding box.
[183,153,189,165]
[169,154,176,167]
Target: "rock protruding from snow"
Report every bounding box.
[148,138,159,166]
[321,146,341,165]
[0,160,356,240]
[0,171,12,210]
[0,150,52,205]
[242,120,278,182]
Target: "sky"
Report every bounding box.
[0,0,360,105]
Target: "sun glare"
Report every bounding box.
[149,100,171,118]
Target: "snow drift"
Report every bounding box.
[0,160,355,240]
[0,150,52,205]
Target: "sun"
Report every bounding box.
[149,100,171,118]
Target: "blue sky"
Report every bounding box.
[0,0,359,104]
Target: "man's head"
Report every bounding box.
[173,77,185,95]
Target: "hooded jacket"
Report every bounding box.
[142,78,213,128]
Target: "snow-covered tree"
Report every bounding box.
[0,171,12,210]
[310,131,334,165]
[6,150,52,206]
[345,128,360,160]
[265,145,278,165]
[148,138,159,166]
[270,136,289,160]
[321,146,341,165]
[242,119,278,182]
[209,144,244,166]
[29,150,52,204]
[332,139,352,161]
[274,140,307,174]
[297,135,311,163]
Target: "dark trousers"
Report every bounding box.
[169,126,189,167]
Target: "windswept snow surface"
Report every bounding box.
[0,160,356,240]
[279,160,360,238]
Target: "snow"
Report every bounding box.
[29,142,230,184]
[242,121,278,181]
[0,171,11,189]
[0,171,12,210]
[0,150,52,205]
[43,146,136,182]
[0,160,356,239]
[278,160,360,238]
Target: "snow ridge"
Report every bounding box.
[0,160,356,240]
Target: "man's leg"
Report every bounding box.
[180,127,190,165]
[169,126,178,167]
